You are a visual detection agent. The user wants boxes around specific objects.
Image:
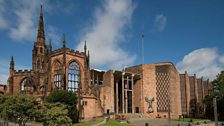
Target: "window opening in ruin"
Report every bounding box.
[20,77,35,92]
[54,74,61,89]
[54,61,62,89]
[68,61,80,92]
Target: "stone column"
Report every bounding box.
[122,73,125,114]
[185,72,190,116]
[125,90,128,113]
[125,76,128,113]
[132,74,134,113]
[116,81,119,114]
[194,74,198,103]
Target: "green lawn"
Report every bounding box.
[100,120,130,126]
[73,119,130,126]
[73,118,103,126]
[172,118,210,122]
[73,122,95,126]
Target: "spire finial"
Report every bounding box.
[49,38,52,51]
[10,56,14,65]
[11,56,14,61]
[62,33,66,48]
[10,56,14,74]
[37,4,45,43]
[84,40,87,53]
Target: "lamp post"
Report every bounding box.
[213,97,218,126]
[213,84,218,126]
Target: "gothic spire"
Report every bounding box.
[49,38,52,51]
[10,56,14,74]
[84,40,87,54]
[37,5,45,43]
[10,56,14,66]
[62,33,66,48]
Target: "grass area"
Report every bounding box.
[73,118,103,126]
[172,118,210,122]
[73,122,95,126]
[73,119,130,126]
[100,120,130,126]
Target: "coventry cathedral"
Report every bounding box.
[5,5,213,121]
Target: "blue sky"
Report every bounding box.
[0,0,224,84]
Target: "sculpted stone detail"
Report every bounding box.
[145,96,155,113]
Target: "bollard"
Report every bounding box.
[145,122,149,126]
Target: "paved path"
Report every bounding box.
[128,118,222,126]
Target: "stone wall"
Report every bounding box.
[100,70,114,114]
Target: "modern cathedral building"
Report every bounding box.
[4,6,213,121]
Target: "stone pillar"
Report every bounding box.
[122,73,124,114]
[194,74,198,103]
[185,72,190,116]
[116,81,119,114]
[125,76,129,113]
[202,80,205,100]
[132,74,134,113]
[125,90,128,113]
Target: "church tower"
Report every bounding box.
[32,5,48,72]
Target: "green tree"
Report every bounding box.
[212,71,224,99]
[212,71,224,120]
[41,103,72,126]
[0,94,38,126]
[203,95,213,119]
[46,90,78,122]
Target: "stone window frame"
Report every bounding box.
[68,61,80,92]
[20,77,35,92]
[53,60,62,89]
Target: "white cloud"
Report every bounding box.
[9,5,38,41]
[76,0,136,69]
[219,55,224,64]
[153,14,167,32]
[0,0,7,29]
[0,0,64,43]
[176,48,224,80]
[0,0,39,42]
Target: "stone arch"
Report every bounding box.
[20,77,36,92]
[67,59,84,72]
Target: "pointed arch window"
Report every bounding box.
[20,77,35,92]
[54,61,62,89]
[68,61,80,92]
